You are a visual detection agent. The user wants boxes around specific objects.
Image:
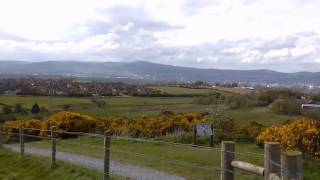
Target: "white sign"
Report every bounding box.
[196,124,213,137]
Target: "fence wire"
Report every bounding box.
[0,126,296,180]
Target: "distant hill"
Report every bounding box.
[0,60,319,84]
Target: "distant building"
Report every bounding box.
[301,100,320,109]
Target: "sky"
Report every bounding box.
[0,0,320,72]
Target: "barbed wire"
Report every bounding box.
[53,130,104,138]
[0,125,283,159]
[224,150,264,158]
[112,135,222,151]
[56,139,104,150]
[1,131,51,140]
[110,148,217,171]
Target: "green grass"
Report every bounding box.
[227,107,300,125]
[26,137,265,180]
[0,148,121,180]
[24,137,320,180]
[212,87,251,95]
[0,96,192,108]
[0,96,194,118]
[0,95,301,126]
[149,86,230,96]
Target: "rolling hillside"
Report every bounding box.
[0,60,319,84]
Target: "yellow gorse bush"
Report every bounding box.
[41,111,97,138]
[3,111,206,140]
[256,118,320,157]
[3,119,42,141]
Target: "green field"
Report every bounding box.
[0,93,318,179]
[22,137,320,180]
[227,107,300,126]
[0,96,192,108]
[0,95,298,126]
[0,148,120,180]
[149,86,252,96]
[25,137,263,180]
[0,96,194,119]
[149,86,229,95]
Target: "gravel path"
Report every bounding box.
[5,145,185,180]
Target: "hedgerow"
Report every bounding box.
[3,111,205,140]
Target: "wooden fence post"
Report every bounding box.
[0,126,3,148]
[221,141,235,180]
[19,127,24,155]
[264,142,281,180]
[192,125,197,146]
[210,123,214,147]
[104,131,111,180]
[281,151,303,180]
[51,126,56,168]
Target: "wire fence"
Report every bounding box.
[0,125,303,180]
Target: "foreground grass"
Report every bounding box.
[0,148,121,180]
[24,137,320,180]
[26,137,266,180]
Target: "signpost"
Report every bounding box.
[194,123,214,147]
[196,124,213,137]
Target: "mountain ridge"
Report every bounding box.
[0,60,319,84]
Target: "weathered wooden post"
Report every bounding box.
[192,125,197,146]
[210,135,214,147]
[264,142,281,180]
[281,151,303,180]
[0,126,3,148]
[51,126,56,168]
[19,127,24,155]
[210,123,214,147]
[221,141,235,180]
[104,131,111,180]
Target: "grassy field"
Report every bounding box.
[0,96,194,119]
[23,137,320,180]
[0,96,192,108]
[149,86,230,95]
[0,148,120,180]
[149,86,253,96]
[0,95,298,126]
[212,87,252,95]
[227,107,300,126]
[0,93,317,179]
[25,137,263,180]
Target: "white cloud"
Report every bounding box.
[222,48,245,54]
[0,33,118,54]
[0,0,320,71]
[264,48,290,59]
[290,46,317,57]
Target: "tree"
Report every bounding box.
[270,98,301,115]
[31,103,40,114]
[225,95,248,109]
[193,80,205,86]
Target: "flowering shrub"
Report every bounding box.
[95,112,205,138]
[41,111,96,138]
[256,118,320,157]
[3,119,42,141]
[1,111,204,139]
